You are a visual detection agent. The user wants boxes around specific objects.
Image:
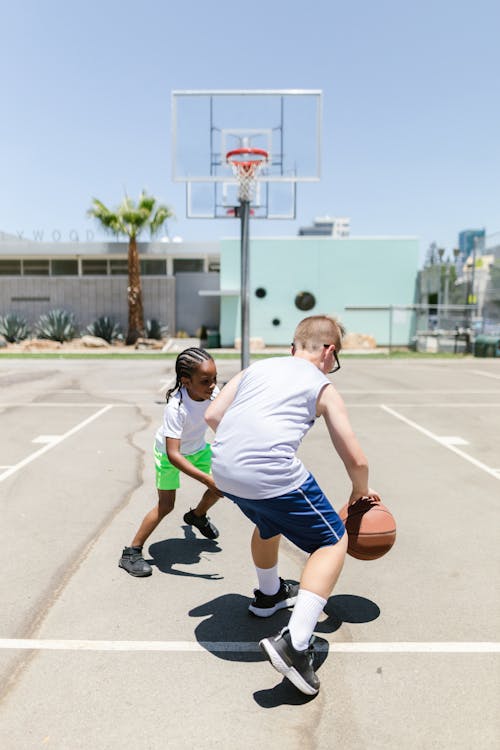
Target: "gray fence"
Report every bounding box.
[0,273,222,338]
[0,276,176,333]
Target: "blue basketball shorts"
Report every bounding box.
[223,473,346,554]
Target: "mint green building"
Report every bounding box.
[219,236,420,346]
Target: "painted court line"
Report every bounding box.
[347,403,500,408]
[0,405,113,483]
[2,402,500,411]
[0,402,123,408]
[340,389,500,394]
[439,436,469,446]
[0,639,497,654]
[380,405,500,480]
[472,369,500,381]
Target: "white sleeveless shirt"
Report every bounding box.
[211,357,330,499]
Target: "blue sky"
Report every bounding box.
[1,0,498,262]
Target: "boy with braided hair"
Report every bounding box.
[119,347,223,577]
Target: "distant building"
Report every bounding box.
[458,228,485,262]
[485,231,500,260]
[0,234,220,336]
[219,234,419,346]
[298,216,350,238]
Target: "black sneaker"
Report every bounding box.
[183,509,219,540]
[248,578,298,617]
[118,546,152,577]
[260,627,320,695]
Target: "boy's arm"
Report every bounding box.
[316,384,380,506]
[165,438,223,496]
[205,371,244,431]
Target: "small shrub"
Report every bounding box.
[145,318,168,340]
[35,309,77,343]
[85,316,122,343]
[0,313,30,343]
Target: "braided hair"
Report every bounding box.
[166,347,214,404]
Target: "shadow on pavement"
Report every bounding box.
[189,590,380,658]
[148,525,222,580]
[190,587,380,706]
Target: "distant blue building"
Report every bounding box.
[458,229,485,261]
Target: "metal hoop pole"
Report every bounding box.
[240,199,251,369]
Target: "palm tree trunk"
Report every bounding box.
[126,235,145,344]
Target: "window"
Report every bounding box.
[208,261,220,273]
[0,260,21,275]
[140,259,166,275]
[109,260,128,275]
[82,259,108,275]
[51,260,78,276]
[173,258,204,274]
[23,259,50,276]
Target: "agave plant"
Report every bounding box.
[0,313,30,343]
[145,318,168,340]
[85,316,123,343]
[35,309,77,343]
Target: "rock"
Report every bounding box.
[342,333,377,349]
[134,338,164,350]
[234,337,266,351]
[19,338,62,351]
[0,335,7,348]
[162,337,200,353]
[80,335,110,348]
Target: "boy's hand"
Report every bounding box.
[348,488,381,506]
[204,475,224,497]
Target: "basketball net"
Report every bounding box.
[226,148,269,203]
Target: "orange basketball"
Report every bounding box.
[339,499,396,560]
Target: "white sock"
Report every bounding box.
[288,589,327,651]
[255,564,280,596]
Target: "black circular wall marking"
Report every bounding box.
[255,287,267,298]
[272,318,281,326]
[294,291,316,311]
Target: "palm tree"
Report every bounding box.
[88,191,173,344]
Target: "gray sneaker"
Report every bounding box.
[118,546,152,577]
[259,627,320,695]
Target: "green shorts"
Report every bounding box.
[154,443,212,490]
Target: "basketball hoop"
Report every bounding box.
[226,147,269,202]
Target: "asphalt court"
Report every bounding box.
[0,356,499,749]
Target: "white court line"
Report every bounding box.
[0,403,131,408]
[347,403,500,408]
[0,405,113,483]
[380,405,500,480]
[2,402,500,411]
[0,639,497,654]
[340,389,500,394]
[439,436,469,446]
[472,369,500,381]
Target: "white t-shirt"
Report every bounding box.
[211,357,330,499]
[154,385,220,456]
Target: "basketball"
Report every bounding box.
[339,498,396,560]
